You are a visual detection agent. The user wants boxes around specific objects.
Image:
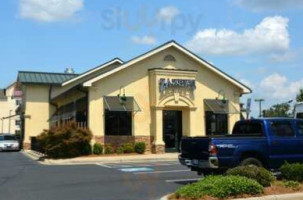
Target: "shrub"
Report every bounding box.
[116,146,124,154]
[280,163,303,182]
[175,175,263,199]
[284,181,300,190]
[134,142,146,154]
[226,165,275,187]
[123,143,134,153]
[93,143,103,155]
[104,145,114,154]
[37,122,92,159]
[82,143,92,155]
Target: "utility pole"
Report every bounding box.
[255,98,265,117]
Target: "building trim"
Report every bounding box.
[61,58,124,87]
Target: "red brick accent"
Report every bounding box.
[94,135,153,153]
[23,142,31,150]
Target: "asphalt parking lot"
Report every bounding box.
[0,152,200,200]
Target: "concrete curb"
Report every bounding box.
[22,151,178,165]
[44,156,178,165]
[21,150,45,162]
[160,193,303,200]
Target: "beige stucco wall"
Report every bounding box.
[88,47,242,143]
[23,84,55,143]
[0,84,21,134]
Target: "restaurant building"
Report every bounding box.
[18,41,251,153]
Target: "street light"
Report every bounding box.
[255,98,265,118]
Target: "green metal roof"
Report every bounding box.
[18,71,78,85]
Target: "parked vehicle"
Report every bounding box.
[0,134,20,151]
[179,118,303,175]
[295,103,303,119]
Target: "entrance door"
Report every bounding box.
[163,110,182,152]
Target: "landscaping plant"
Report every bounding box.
[104,144,114,154]
[37,122,92,159]
[123,143,134,153]
[116,146,124,154]
[134,142,146,154]
[280,162,303,182]
[175,175,263,199]
[93,143,103,155]
[284,181,301,190]
[226,165,275,187]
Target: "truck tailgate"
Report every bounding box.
[180,137,210,159]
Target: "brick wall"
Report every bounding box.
[94,135,153,153]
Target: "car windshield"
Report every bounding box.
[0,135,16,141]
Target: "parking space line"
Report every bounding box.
[95,163,112,168]
[165,178,201,183]
[134,169,190,175]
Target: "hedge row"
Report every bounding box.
[92,142,146,155]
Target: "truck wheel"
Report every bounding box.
[240,158,263,167]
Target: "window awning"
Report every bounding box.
[204,99,240,114]
[104,96,141,112]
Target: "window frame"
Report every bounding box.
[205,111,228,136]
[104,110,133,136]
[270,120,295,138]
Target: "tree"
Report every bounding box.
[263,103,291,117]
[296,88,303,102]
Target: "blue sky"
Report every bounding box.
[1,0,303,116]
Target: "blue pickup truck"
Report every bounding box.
[179,118,303,175]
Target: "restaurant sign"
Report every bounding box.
[159,78,196,93]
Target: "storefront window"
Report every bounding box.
[105,110,132,136]
[205,111,228,135]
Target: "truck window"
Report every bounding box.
[296,121,303,136]
[270,121,294,137]
[232,122,264,136]
[297,113,303,119]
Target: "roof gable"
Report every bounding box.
[61,58,124,86]
[83,41,251,94]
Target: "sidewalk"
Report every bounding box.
[22,150,179,165]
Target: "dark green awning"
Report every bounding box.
[104,96,141,112]
[204,99,239,114]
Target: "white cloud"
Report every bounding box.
[131,36,157,45]
[19,0,84,22]
[186,16,290,56]
[234,0,303,11]
[270,51,296,62]
[259,73,303,100]
[157,6,180,23]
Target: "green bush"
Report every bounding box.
[226,165,275,187]
[37,122,92,159]
[280,163,303,182]
[93,143,103,155]
[116,146,124,154]
[175,175,263,199]
[284,181,300,190]
[82,143,92,155]
[104,145,114,154]
[134,142,146,154]
[123,143,134,153]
